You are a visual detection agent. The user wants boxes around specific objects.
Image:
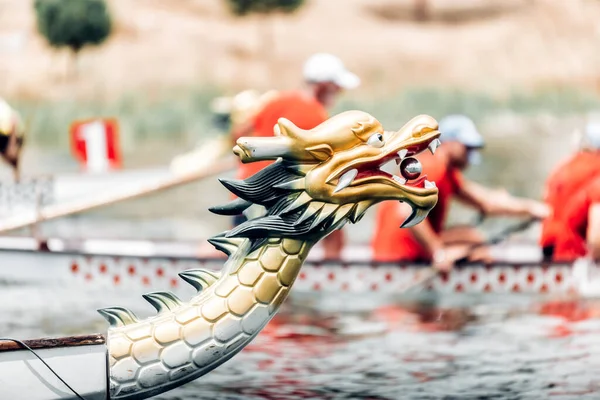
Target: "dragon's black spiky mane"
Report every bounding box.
[208,160,361,253]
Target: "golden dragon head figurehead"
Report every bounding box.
[211,110,440,250]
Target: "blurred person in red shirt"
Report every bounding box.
[371,115,550,271]
[230,53,360,260]
[553,175,600,261]
[540,122,600,260]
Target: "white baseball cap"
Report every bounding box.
[439,114,485,165]
[583,122,600,150]
[303,53,360,90]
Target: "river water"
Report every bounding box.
[166,295,600,400]
[2,280,600,400]
[1,118,598,399]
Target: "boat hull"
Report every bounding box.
[66,255,579,296]
[0,337,107,400]
[0,236,586,296]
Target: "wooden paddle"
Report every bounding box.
[454,217,540,263]
[403,217,540,293]
[0,137,237,234]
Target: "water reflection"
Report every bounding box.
[150,297,600,399]
[2,278,600,399]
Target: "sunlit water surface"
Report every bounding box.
[2,282,600,400]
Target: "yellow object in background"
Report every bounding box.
[171,89,278,176]
[0,98,24,139]
[210,89,278,130]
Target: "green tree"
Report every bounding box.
[34,0,112,75]
[224,0,305,61]
[226,0,305,15]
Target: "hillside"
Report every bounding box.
[2,0,600,101]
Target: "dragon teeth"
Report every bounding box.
[393,175,407,184]
[334,169,358,193]
[398,149,408,159]
[424,180,436,189]
[400,206,430,228]
[428,139,441,155]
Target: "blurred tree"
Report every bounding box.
[224,0,305,63]
[225,0,305,15]
[34,0,112,76]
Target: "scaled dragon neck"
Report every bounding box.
[104,236,315,399]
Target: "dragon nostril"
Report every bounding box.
[400,157,422,180]
[412,125,437,137]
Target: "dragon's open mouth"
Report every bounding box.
[333,133,441,194]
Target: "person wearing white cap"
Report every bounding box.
[301,52,360,108]
[372,114,549,271]
[437,114,485,167]
[229,53,360,260]
[582,122,600,149]
[540,121,600,260]
[0,98,25,181]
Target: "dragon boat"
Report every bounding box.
[0,89,262,220]
[0,137,236,221]
[0,168,171,214]
[0,110,443,399]
[0,234,595,297]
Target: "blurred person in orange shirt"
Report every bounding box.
[540,122,600,260]
[553,175,600,262]
[230,53,360,260]
[0,98,25,181]
[371,115,550,271]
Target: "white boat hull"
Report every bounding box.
[64,254,580,296]
[0,236,590,297]
[0,342,107,400]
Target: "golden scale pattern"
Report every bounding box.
[107,237,310,398]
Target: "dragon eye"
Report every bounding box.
[367,132,385,148]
